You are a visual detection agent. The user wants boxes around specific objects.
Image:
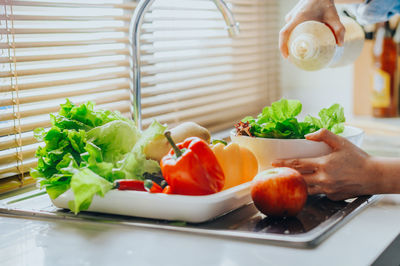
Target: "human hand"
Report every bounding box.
[279,0,345,58]
[272,129,376,201]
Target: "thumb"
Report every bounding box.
[329,20,345,46]
[279,22,297,58]
[305,128,344,150]
[324,11,345,46]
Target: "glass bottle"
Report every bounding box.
[372,21,398,117]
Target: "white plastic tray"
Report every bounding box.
[51,182,252,223]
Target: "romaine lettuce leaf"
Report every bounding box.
[68,168,113,214]
[304,103,345,134]
[241,98,345,139]
[117,120,166,179]
[87,120,140,163]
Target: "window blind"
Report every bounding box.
[0,0,280,194]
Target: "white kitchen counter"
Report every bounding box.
[0,194,399,266]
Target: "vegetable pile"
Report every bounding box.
[33,98,344,216]
[31,100,165,213]
[236,98,345,139]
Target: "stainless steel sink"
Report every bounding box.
[0,189,379,248]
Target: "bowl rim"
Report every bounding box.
[230,125,364,141]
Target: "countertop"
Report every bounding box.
[1,195,400,266]
[1,119,400,266]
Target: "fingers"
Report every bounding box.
[272,159,322,195]
[302,173,328,196]
[305,128,345,150]
[272,158,318,174]
[326,16,346,46]
[279,22,297,58]
[280,0,345,57]
[272,160,350,200]
[307,184,322,195]
[279,24,290,58]
[301,172,355,201]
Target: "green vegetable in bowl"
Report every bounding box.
[31,99,166,214]
[237,98,345,139]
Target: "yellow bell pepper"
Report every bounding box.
[211,142,258,190]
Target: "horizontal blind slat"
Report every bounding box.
[4,1,137,9]
[142,86,261,117]
[141,62,263,86]
[140,31,270,42]
[0,82,129,107]
[140,39,271,54]
[1,48,129,63]
[0,132,35,151]
[142,78,264,107]
[142,96,263,128]
[0,38,129,49]
[0,175,35,194]
[0,144,39,165]
[141,54,266,76]
[142,70,267,96]
[0,27,129,34]
[1,15,131,21]
[0,159,37,179]
[0,60,129,78]
[140,48,262,65]
[141,21,270,33]
[0,71,129,92]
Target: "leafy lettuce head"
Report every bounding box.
[240,98,345,139]
[31,100,166,214]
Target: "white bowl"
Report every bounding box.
[230,126,364,171]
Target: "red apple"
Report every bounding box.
[251,167,308,217]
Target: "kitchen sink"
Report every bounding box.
[0,189,379,248]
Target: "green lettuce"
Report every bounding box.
[304,103,345,134]
[31,100,166,214]
[242,99,345,139]
[68,168,113,214]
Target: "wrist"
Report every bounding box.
[366,156,400,194]
[365,156,385,194]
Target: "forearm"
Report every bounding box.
[368,157,400,194]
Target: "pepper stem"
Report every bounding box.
[164,131,182,157]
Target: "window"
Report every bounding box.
[0,0,280,194]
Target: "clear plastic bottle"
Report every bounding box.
[288,16,365,71]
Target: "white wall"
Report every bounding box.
[279,0,354,118]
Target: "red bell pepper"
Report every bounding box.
[160,132,225,196]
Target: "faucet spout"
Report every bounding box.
[211,0,240,37]
[129,0,240,129]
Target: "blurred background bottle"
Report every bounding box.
[394,19,400,115]
[371,21,398,117]
[288,16,365,71]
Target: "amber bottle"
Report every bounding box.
[372,22,398,117]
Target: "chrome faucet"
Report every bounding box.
[129,0,240,129]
